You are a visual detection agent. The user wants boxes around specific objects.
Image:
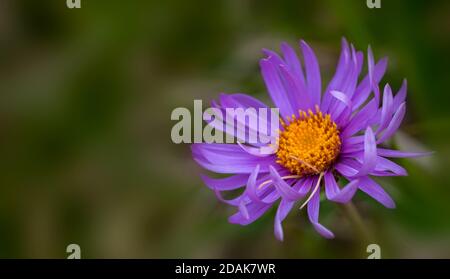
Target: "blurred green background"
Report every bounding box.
[0,0,449,258]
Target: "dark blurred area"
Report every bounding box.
[0,0,449,258]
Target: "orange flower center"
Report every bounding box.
[276,108,341,176]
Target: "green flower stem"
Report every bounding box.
[341,202,374,244]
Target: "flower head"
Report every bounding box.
[276,107,341,176]
[192,38,430,240]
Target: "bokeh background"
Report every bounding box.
[0,0,449,258]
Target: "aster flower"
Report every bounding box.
[191,38,430,240]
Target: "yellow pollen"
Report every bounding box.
[276,107,341,176]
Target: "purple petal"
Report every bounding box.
[324,171,340,199]
[262,48,285,65]
[193,144,259,162]
[338,45,361,102]
[246,165,280,204]
[227,93,269,109]
[338,155,407,177]
[213,191,244,206]
[329,90,352,125]
[192,143,276,174]
[247,165,271,204]
[239,200,250,220]
[307,190,335,239]
[375,156,408,176]
[350,127,377,177]
[341,135,365,154]
[368,46,375,88]
[359,177,396,208]
[300,40,322,106]
[269,166,306,201]
[311,223,335,239]
[351,50,364,97]
[274,199,295,241]
[353,57,388,109]
[321,38,351,112]
[204,106,261,146]
[307,189,319,223]
[330,90,352,108]
[377,102,406,143]
[367,46,381,105]
[278,64,311,111]
[260,57,295,118]
[330,179,359,203]
[237,142,274,157]
[341,150,408,177]
[216,94,274,143]
[378,84,394,133]
[201,174,248,191]
[229,202,273,225]
[377,148,433,158]
[293,177,313,196]
[335,161,359,177]
[393,79,407,109]
[280,42,306,86]
[342,99,377,138]
[325,171,359,203]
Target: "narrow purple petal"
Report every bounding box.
[246,164,265,203]
[321,38,351,112]
[350,127,377,177]
[367,46,381,105]
[350,51,364,100]
[204,105,261,146]
[278,64,311,111]
[229,202,272,225]
[201,174,248,191]
[192,143,276,174]
[260,57,295,117]
[330,90,352,108]
[246,165,281,204]
[342,99,377,138]
[368,46,375,88]
[377,102,406,143]
[393,79,407,109]
[280,42,306,86]
[239,200,250,220]
[262,48,285,65]
[216,94,273,143]
[359,177,396,208]
[228,93,269,109]
[324,171,340,199]
[375,156,408,176]
[377,148,434,158]
[353,57,388,109]
[300,40,322,106]
[378,84,394,133]
[312,223,335,239]
[307,189,320,223]
[213,190,245,206]
[329,90,352,125]
[330,179,359,203]
[293,177,313,196]
[335,161,359,177]
[193,156,271,174]
[341,135,365,154]
[325,170,359,203]
[307,190,335,239]
[274,199,295,241]
[339,45,360,101]
[237,142,274,157]
[269,166,306,201]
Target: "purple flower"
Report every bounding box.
[192,38,430,240]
